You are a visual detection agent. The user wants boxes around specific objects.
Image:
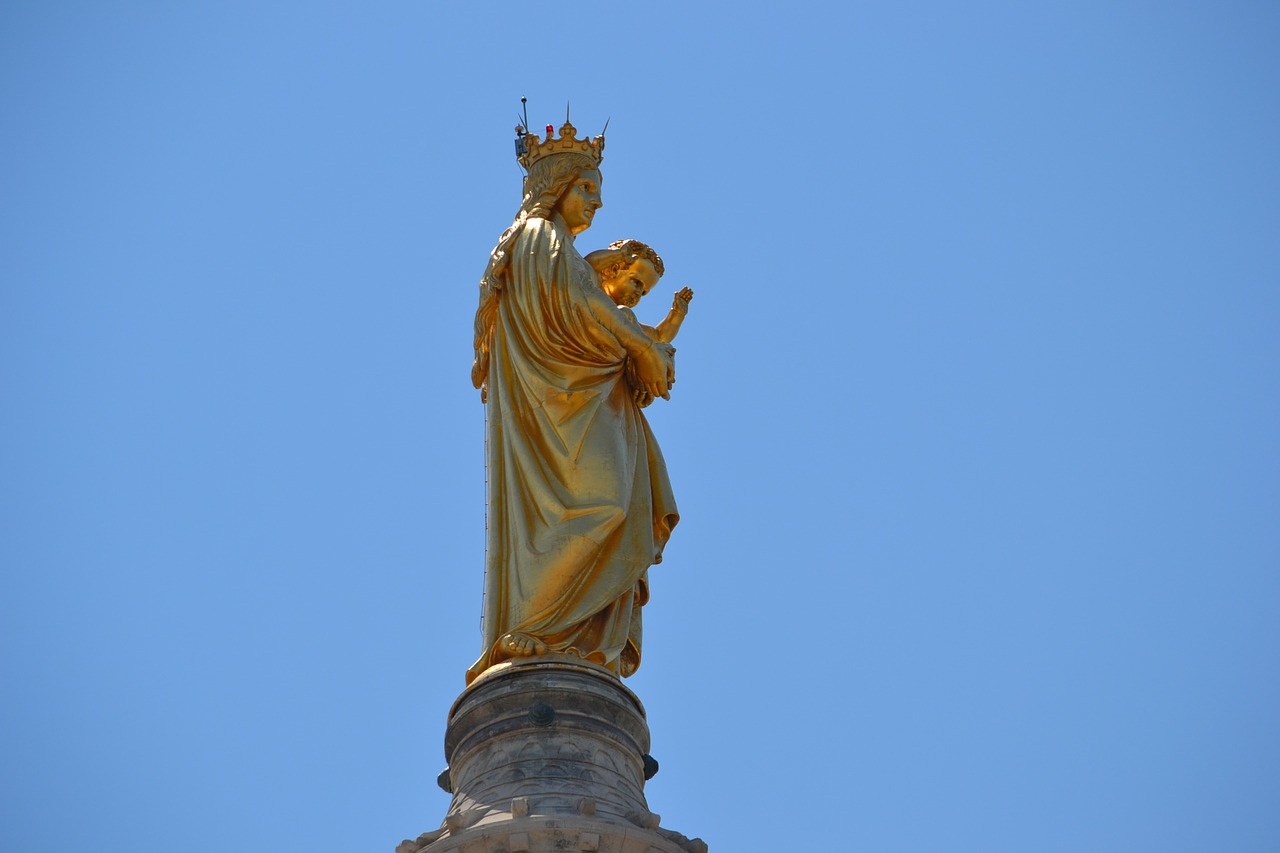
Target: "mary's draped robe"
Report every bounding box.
[467,216,679,685]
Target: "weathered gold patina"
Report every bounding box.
[467,121,684,685]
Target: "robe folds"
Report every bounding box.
[467,216,679,684]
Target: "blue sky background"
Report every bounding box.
[2,3,1277,851]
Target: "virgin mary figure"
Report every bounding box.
[466,121,679,685]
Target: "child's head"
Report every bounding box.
[585,239,665,308]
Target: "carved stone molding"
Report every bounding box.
[398,660,706,853]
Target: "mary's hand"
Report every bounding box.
[624,360,655,407]
[630,340,675,400]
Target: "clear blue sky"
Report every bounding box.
[2,3,1277,851]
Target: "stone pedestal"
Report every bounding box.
[398,658,706,853]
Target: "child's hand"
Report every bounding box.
[672,287,694,315]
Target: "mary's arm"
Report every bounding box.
[576,279,675,399]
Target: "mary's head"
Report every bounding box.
[523,154,603,235]
[551,167,602,235]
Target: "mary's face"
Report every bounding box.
[555,169,603,235]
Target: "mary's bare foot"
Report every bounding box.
[501,632,547,657]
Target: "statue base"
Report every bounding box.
[398,658,706,853]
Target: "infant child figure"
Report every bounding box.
[585,238,693,341]
[585,239,693,406]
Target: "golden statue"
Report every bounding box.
[467,120,683,685]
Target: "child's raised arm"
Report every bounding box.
[655,287,694,343]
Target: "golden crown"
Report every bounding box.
[515,120,605,170]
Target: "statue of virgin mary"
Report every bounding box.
[466,121,679,685]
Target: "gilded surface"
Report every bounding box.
[467,121,686,685]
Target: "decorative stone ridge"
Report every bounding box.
[398,658,706,853]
